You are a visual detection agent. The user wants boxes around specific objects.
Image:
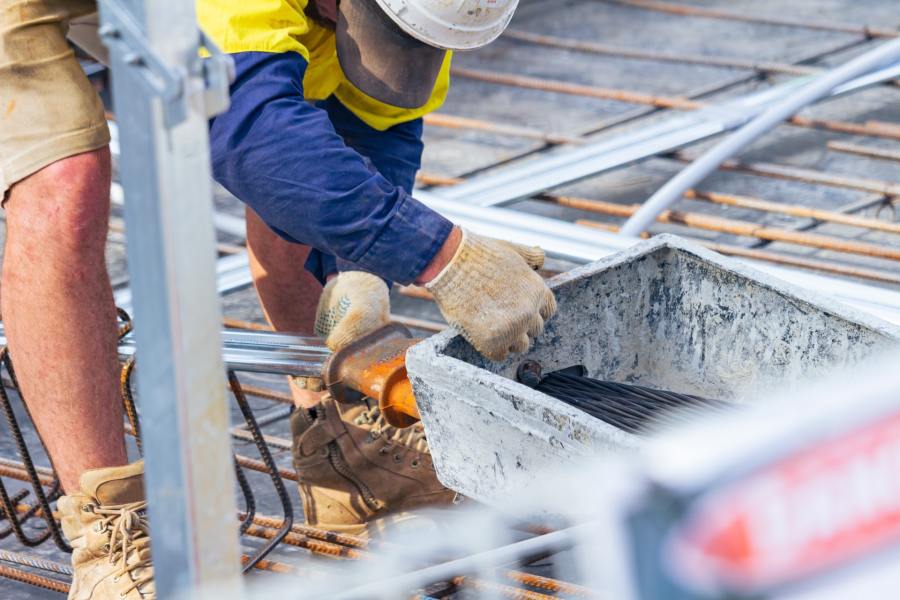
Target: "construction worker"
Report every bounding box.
[0,1,554,598]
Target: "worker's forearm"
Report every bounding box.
[209,52,453,285]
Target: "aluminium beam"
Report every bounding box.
[119,329,329,376]
[426,62,900,208]
[0,323,329,377]
[98,0,243,596]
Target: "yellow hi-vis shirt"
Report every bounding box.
[196,0,452,131]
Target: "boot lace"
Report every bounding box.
[94,501,153,597]
[354,405,429,454]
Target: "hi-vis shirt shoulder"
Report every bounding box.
[196,0,452,130]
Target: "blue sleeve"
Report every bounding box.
[208,51,452,285]
[309,96,426,282]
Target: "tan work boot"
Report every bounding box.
[57,461,154,600]
[291,395,456,536]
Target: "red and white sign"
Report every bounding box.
[665,411,900,593]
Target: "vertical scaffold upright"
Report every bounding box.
[98,0,244,597]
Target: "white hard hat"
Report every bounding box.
[371,0,519,50]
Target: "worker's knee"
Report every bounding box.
[5,148,111,253]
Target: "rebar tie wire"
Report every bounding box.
[120,356,143,453]
[0,304,291,565]
[228,370,294,571]
[0,348,70,551]
[0,488,33,538]
[119,335,294,569]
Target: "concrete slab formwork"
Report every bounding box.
[406,234,900,507]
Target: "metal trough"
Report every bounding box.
[406,235,900,507]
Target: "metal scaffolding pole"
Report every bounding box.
[98,0,243,597]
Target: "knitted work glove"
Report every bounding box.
[425,230,557,361]
[315,271,391,351]
[290,271,390,400]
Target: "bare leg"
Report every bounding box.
[246,207,324,407]
[2,148,125,493]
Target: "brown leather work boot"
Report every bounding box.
[57,461,154,600]
[291,394,457,537]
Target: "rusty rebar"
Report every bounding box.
[424,113,583,145]
[589,219,900,284]
[705,156,900,197]
[704,243,900,285]
[243,523,367,560]
[827,141,900,163]
[451,66,702,110]
[868,121,900,136]
[248,513,370,550]
[0,459,54,487]
[0,551,293,594]
[606,0,899,39]
[563,219,900,284]
[787,115,900,140]
[0,563,70,594]
[417,172,463,187]
[235,454,298,482]
[683,189,900,234]
[223,317,272,331]
[453,576,559,600]
[12,492,369,564]
[240,554,298,574]
[503,28,819,76]
[503,569,601,598]
[558,196,900,261]
[235,384,294,405]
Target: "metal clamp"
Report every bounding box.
[198,30,236,120]
[99,0,234,127]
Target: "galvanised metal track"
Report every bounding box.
[0,324,330,377]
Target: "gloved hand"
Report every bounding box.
[315,271,391,351]
[425,230,557,361]
[291,271,391,402]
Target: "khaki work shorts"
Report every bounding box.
[0,0,109,195]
